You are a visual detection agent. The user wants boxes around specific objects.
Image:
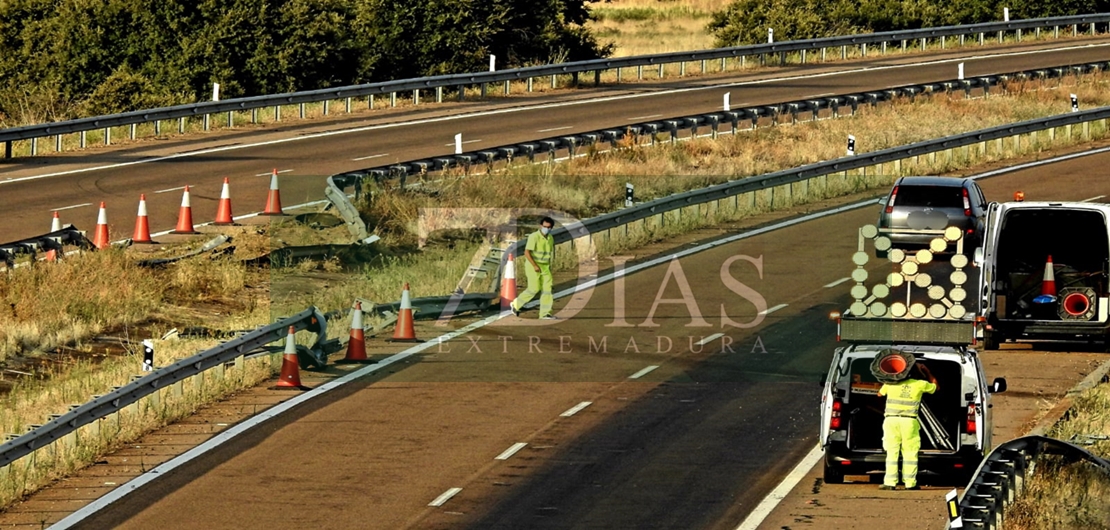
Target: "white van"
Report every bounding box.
[819,340,1007,484]
[977,201,1110,349]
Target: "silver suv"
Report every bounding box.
[878,177,987,255]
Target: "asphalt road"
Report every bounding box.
[66,141,1110,529]
[2,37,1110,242]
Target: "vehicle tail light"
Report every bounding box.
[830,399,843,430]
[840,460,853,466]
[965,405,976,434]
[954,463,965,469]
[962,188,972,217]
[966,228,974,234]
[885,186,898,214]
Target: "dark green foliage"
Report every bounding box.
[709,0,1110,47]
[0,0,609,125]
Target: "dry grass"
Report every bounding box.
[1007,382,1110,530]
[588,0,732,57]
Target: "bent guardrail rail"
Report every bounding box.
[0,225,92,268]
[946,435,1110,529]
[0,307,331,468]
[3,14,1109,158]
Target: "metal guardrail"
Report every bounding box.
[947,435,1110,529]
[3,14,1109,157]
[0,226,91,267]
[0,306,332,468]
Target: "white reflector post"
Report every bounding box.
[625,183,634,207]
[723,92,731,112]
[767,28,774,44]
[846,135,856,157]
[946,488,963,528]
[1003,7,1010,21]
[1071,94,1079,112]
[490,54,496,72]
[455,133,463,155]
[212,83,220,102]
[958,62,964,81]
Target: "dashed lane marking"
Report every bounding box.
[695,333,725,346]
[629,365,659,379]
[494,443,528,461]
[428,487,463,507]
[560,402,593,417]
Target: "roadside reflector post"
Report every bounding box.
[768,27,774,44]
[625,183,634,207]
[723,92,731,112]
[846,135,856,157]
[1003,7,1009,22]
[946,489,963,528]
[958,62,965,80]
[212,82,220,102]
[455,133,463,155]
[489,54,496,72]
[142,339,154,372]
[1071,93,1079,112]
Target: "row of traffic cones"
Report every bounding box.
[79,169,286,249]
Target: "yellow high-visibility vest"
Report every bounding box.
[526,230,554,264]
[879,379,937,418]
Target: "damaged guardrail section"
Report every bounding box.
[946,435,1110,529]
[0,225,91,268]
[0,307,332,470]
[3,14,1109,158]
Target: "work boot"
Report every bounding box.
[905,485,920,491]
[879,485,896,491]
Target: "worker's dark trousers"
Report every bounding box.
[883,416,921,487]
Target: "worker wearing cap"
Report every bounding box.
[510,217,557,320]
[878,363,937,490]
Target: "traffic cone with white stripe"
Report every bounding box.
[389,283,422,342]
[1033,255,1058,304]
[337,302,372,364]
[501,253,518,311]
[261,169,284,216]
[171,186,198,234]
[214,177,235,225]
[92,202,110,250]
[132,194,155,244]
[46,212,62,261]
[274,326,305,390]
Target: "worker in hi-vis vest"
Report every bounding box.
[877,363,937,490]
[510,216,557,320]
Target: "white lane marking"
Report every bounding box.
[824,277,851,288]
[627,114,663,121]
[805,92,835,98]
[5,42,1106,187]
[695,333,725,346]
[352,153,388,161]
[1082,195,1105,202]
[494,442,528,461]
[50,203,91,212]
[970,144,1110,181]
[560,401,593,417]
[629,365,659,379]
[538,126,572,133]
[154,186,187,194]
[733,444,823,530]
[254,169,293,177]
[759,303,788,315]
[428,487,463,507]
[444,139,482,147]
[49,197,891,528]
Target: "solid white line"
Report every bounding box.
[805,92,835,98]
[254,169,293,177]
[627,114,663,121]
[695,333,725,346]
[629,365,659,379]
[428,487,463,507]
[733,445,823,530]
[49,203,91,212]
[444,139,482,147]
[823,277,851,288]
[5,43,1104,187]
[494,442,528,461]
[560,401,593,417]
[760,303,788,315]
[154,186,187,194]
[538,126,572,133]
[1082,195,1105,202]
[351,153,388,161]
[51,197,885,528]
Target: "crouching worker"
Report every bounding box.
[874,351,937,490]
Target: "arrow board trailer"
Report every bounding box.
[820,223,1005,485]
[977,201,1110,349]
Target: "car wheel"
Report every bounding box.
[823,462,845,484]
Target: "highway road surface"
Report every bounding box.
[51,141,1110,529]
[1,37,1110,242]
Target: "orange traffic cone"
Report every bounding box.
[214,177,235,225]
[46,212,62,261]
[274,326,305,389]
[337,302,372,364]
[389,283,422,342]
[132,194,155,244]
[261,169,284,216]
[171,186,198,234]
[501,253,518,311]
[1034,255,1057,304]
[92,202,110,250]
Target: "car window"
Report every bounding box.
[894,186,963,208]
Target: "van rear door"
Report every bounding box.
[820,347,846,447]
[978,202,1003,319]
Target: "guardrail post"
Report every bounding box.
[880,42,886,55]
[551,74,557,88]
[276,105,282,121]
[637,65,643,80]
[156,119,163,135]
[741,56,746,69]
[1017,29,1022,42]
[299,102,306,118]
[30,137,37,156]
[841,45,846,59]
[940,36,945,49]
[526,77,533,92]
[80,131,86,148]
[821,47,826,61]
[203,114,210,131]
[998,29,1004,42]
[616,68,621,83]
[862,43,868,56]
[960,34,965,46]
[480,83,487,98]
[323,100,330,115]
[1084,120,1091,140]
[1054,26,1059,38]
[980,32,985,45]
[413,90,420,105]
[1036,27,1041,39]
[55,135,62,153]
[505,79,511,94]
[391,92,398,106]
[437,86,445,101]
[720,57,726,71]
[800,49,806,63]
[105,127,111,145]
[1091,22,1096,35]
[345,97,352,113]
[130,123,137,140]
[700,59,706,73]
[594,70,600,86]
[457,86,464,102]
[680,61,686,76]
[1073,24,1078,36]
[658,64,665,78]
